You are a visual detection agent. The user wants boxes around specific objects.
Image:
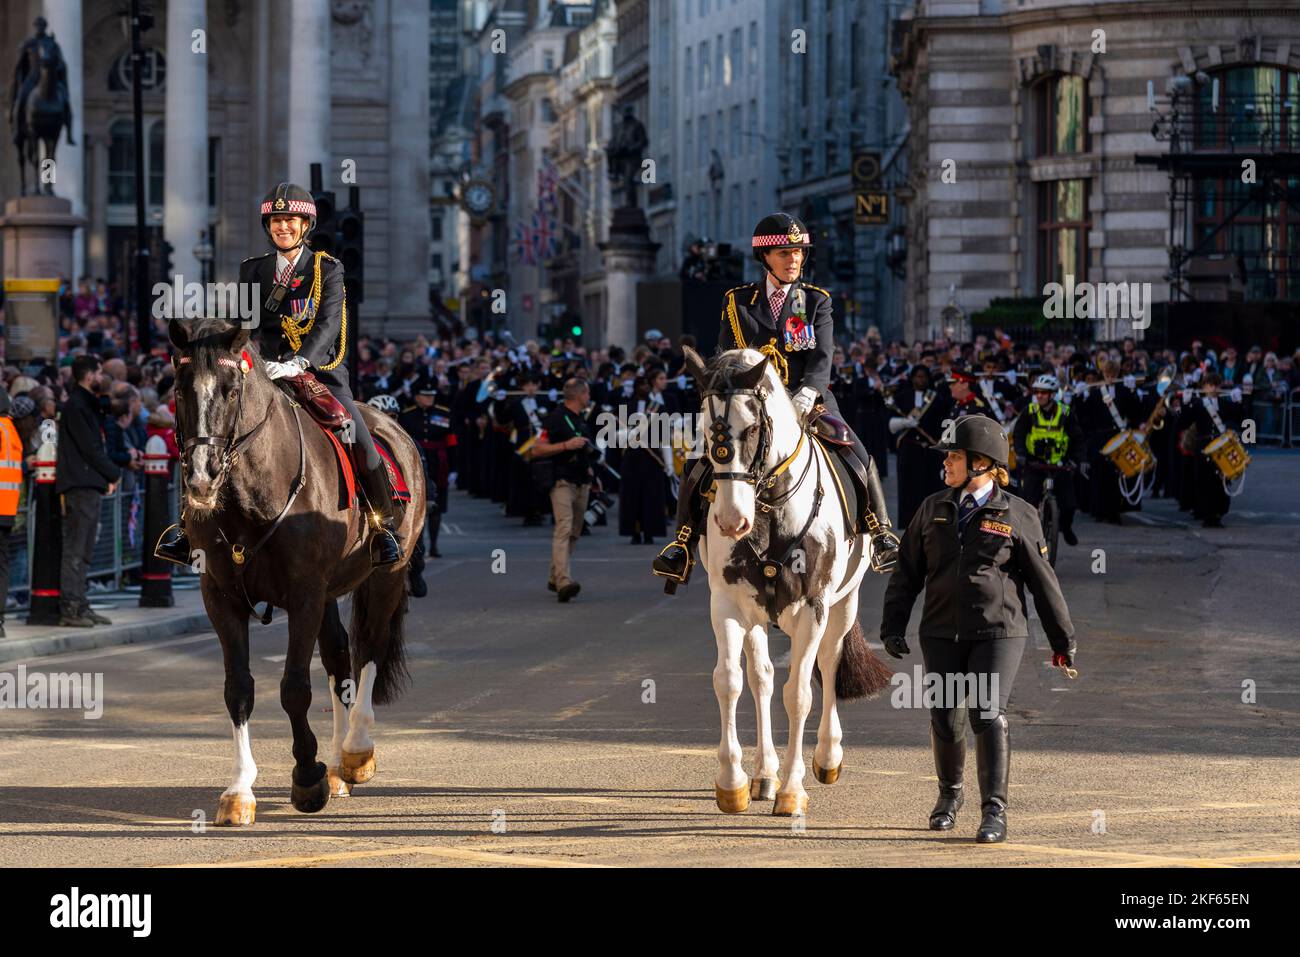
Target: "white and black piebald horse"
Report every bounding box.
[683,346,893,816]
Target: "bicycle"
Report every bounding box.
[1024,460,1075,568]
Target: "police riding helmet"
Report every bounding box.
[1032,373,1059,392]
[259,183,316,250]
[751,213,812,276]
[366,393,400,417]
[934,414,1008,488]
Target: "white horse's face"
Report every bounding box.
[699,351,783,540]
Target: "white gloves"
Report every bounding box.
[266,356,308,380]
[792,387,818,419]
[1230,387,1243,403]
[1123,375,1136,389]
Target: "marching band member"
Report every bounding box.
[399,375,454,557]
[892,364,947,531]
[1081,360,1142,523]
[1013,374,1085,546]
[1177,372,1244,527]
[880,415,1076,843]
[619,371,672,545]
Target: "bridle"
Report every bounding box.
[704,378,813,513]
[174,349,308,625]
[175,351,272,487]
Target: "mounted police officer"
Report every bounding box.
[880,415,1076,843]
[653,213,899,590]
[156,182,402,567]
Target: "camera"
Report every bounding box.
[584,490,615,528]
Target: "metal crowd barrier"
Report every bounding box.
[6,479,182,600]
[1247,388,1294,447]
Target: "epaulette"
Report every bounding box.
[803,283,831,297]
[241,251,274,263]
[723,284,752,298]
[400,404,417,415]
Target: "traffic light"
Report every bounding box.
[570,324,583,338]
[160,240,174,281]
[337,188,364,306]
[307,162,337,257]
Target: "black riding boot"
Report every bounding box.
[974,714,1010,843]
[154,517,192,567]
[359,460,403,567]
[407,536,428,597]
[862,454,901,572]
[929,726,966,831]
[652,461,709,593]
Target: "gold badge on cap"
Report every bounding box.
[274,197,286,210]
[787,225,803,244]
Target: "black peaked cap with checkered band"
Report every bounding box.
[260,182,317,238]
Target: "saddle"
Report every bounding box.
[809,408,870,536]
[285,371,350,429]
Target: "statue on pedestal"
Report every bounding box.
[605,106,648,211]
[7,17,75,196]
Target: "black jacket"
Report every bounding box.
[56,385,122,494]
[717,280,834,398]
[240,245,348,389]
[881,484,1075,653]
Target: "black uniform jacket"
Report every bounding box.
[716,280,834,399]
[881,484,1075,653]
[239,244,348,388]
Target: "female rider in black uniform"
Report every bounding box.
[879,415,1077,843]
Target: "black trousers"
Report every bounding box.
[60,487,102,612]
[328,385,381,473]
[0,520,14,621]
[1019,466,1077,532]
[919,634,1027,738]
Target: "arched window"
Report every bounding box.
[107,117,165,208]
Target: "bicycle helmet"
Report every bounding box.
[366,393,400,416]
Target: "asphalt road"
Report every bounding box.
[1,454,1298,868]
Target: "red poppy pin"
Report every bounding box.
[290,277,304,290]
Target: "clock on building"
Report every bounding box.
[462,180,495,220]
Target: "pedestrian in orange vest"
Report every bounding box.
[0,390,25,637]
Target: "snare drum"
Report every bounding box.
[1101,430,1154,478]
[1202,430,1250,482]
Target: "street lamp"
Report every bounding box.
[193,228,214,287]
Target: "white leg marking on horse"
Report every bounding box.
[342,661,377,755]
[221,720,257,799]
[743,625,780,782]
[776,605,826,806]
[710,595,749,793]
[814,592,856,775]
[326,674,347,769]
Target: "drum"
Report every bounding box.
[1202,430,1250,482]
[1102,430,1154,478]
[1004,417,1018,470]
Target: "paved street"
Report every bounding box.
[1,456,1297,868]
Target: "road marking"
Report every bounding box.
[0,797,185,827]
[623,595,677,627]
[180,844,609,868]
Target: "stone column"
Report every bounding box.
[44,0,83,281]
[163,0,208,286]
[288,0,330,186]
[599,208,660,350]
[87,135,109,277]
[386,0,431,326]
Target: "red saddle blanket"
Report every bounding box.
[317,424,411,511]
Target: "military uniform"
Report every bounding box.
[653,213,898,591]
[398,379,453,557]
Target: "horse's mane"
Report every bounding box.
[706,349,788,407]
[182,319,266,380]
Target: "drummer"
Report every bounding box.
[1177,372,1245,528]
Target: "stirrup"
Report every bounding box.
[651,526,695,586]
[153,523,192,568]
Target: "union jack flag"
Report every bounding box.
[513,220,536,266]
[538,155,560,215]
[532,209,557,261]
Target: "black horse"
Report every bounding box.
[168,318,426,826]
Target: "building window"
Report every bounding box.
[432,213,443,241]
[685,50,693,95]
[1194,66,1300,297]
[700,115,710,166]
[544,50,555,72]
[684,119,693,170]
[432,253,443,271]
[730,184,741,239]
[730,105,740,157]
[730,29,742,84]
[701,41,710,90]
[1034,74,1089,156]
[208,137,219,208]
[1037,179,1090,287]
[748,100,758,154]
[108,48,166,92]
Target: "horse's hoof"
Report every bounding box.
[327,766,353,797]
[812,759,841,785]
[340,749,376,784]
[750,777,780,801]
[291,762,330,813]
[715,781,751,814]
[215,792,257,827]
[772,792,809,817]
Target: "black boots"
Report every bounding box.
[358,460,403,567]
[974,714,1010,843]
[154,520,192,567]
[929,727,965,831]
[863,458,901,573]
[426,504,442,558]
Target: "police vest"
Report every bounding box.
[0,417,23,517]
[1027,403,1068,464]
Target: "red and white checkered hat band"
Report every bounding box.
[261,199,316,216]
[752,233,809,248]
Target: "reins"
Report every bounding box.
[175,353,308,624]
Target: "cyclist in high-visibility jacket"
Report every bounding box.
[0,390,25,638]
[1012,374,1084,546]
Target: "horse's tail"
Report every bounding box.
[814,620,893,701]
[349,574,411,706]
